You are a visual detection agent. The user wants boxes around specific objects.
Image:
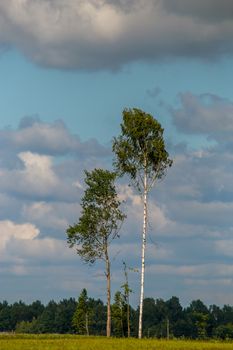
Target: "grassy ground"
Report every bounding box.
[0,334,232,350]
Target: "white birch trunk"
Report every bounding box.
[138,170,148,339]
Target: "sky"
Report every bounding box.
[0,0,233,308]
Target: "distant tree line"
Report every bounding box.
[1,293,233,340]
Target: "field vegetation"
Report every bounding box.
[0,334,233,350]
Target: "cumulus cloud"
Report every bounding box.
[8,237,75,262]
[118,184,172,240]
[0,117,109,156]
[0,151,61,199]
[0,0,233,70]
[0,116,113,300]
[159,147,233,205]
[0,220,39,252]
[0,219,77,275]
[1,112,233,304]
[171,92,233,141]
[0,118,110,203]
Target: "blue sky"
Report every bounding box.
[1,0,233,308]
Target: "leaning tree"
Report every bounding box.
[113,108,172,338]
[66,168,126,337]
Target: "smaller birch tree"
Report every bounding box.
[112,108,172,338]
[66,168,125,337]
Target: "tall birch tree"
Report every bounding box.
[112,108,172,338]
[66,168,125,337]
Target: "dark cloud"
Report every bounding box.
[163,0,233,22]
[0,1,233,70]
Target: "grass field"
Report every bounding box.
[0,334,233,350]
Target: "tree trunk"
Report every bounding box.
[106,253,111,337]
[138,170,148,339]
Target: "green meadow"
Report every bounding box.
[0,334,233,350]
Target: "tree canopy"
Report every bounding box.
[113,108,172,192]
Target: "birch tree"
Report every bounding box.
[66,168,126,337]
[112,108,172,338]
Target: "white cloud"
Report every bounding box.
[215,240,233,257]
[119,184,171,235]
[72,180,83,190]
[22,201,68,230]
[19,151,58,188]
[0,150,81,202]
[9,237,74,262]
[0,220,39,252]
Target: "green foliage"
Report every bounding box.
[112,291,126,337]
[113,108,172,191]
[54,299,77,334]
[15,318,39,334]
[66,168,126,264]
[37,300,58,333]
[214,323,233,340]
[88,298,107,336]
[2,295,233,340]
[72,289,91,335]
[194,312,209,340]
